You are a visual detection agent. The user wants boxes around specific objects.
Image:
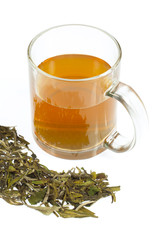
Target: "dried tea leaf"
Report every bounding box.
[96,173,107,179]
[58,207,98,218]
[0,125,120,218]
[32,180,47,185]
[73,180,94,187]
[25,203,60,215]
[91,171,96,180]
[2,196,23,205]
[7,176,22,189]
[68,192,83,203]
[88,186,100,196]
[28,188,47,205]
[8,166,16,172]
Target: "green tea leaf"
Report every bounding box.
[106,186,120,192]
[28,188,47,205]
[58,207,98,218]
[26,204,59,215]
[68,192,83,203]
[32,180,47,185]
[8,166,16,172]
[96,173,107,179]
[91,171,96,180]
[2,196,23,205]
[88,186,100,196]
[8,176,22,188]
[74,180,93,186]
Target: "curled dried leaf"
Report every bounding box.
[0,126,120,218]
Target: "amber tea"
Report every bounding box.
[32,54,116,156]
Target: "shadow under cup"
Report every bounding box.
[28,25,147,159]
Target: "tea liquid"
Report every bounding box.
[33,54,116,152]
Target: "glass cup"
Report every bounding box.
[27,24,148,159]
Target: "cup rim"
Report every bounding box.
[27,24,122,81]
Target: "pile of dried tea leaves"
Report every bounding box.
[0,125,120,218]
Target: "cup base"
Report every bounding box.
[33,134,105,160]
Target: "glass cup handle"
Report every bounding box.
[104,82,148,152]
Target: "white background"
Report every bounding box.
[0,0,160,239]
